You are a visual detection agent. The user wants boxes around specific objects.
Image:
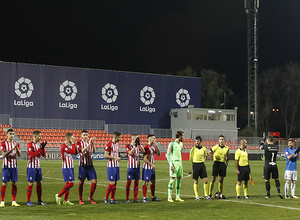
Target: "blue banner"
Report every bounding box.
[0,62,201,128]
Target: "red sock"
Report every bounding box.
[36,184,42,201]
[105,184,113,200]
[64,182,74,201]
[150,184,155,197]
[134,180,139,200]
[111,182,117,200]
[1,185,7,202]
[58,182,74,199]
[12,184,17,201]
[90,182,97,199]
[27,185,33,202]
[143,185,147,198]
[126,180,131,200]
[78,182,84,201]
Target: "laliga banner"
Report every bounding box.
[0,62,201,128]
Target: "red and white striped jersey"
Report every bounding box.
[0,140,20,168]
[105,141,119,167]
[61,143,77,169]
[27,141,46,168]
[126,144,141,168]
[77,140,93,166]
[143,144,157,170]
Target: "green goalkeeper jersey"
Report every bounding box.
[167,140,183,162]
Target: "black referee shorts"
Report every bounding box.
[193,162,207,180]
[212,161,227,177]
[264,165,279,179]
[237,166,250,182]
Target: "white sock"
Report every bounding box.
[291,181,296,197]
[285,180,290,197]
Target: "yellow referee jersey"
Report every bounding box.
[235,148,249,166]
[189,146,207,163]
[211,144,229,162]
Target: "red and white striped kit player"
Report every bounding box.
[126,144,141,168]
[0,140,20,168]
[27,141,46,168]
[143,144,157,170]
[77,140,93,166]
[105,141,119,168]
[61,143,77,168]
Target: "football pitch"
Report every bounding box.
[1,159,300,219]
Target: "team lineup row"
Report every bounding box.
[0,129,298,207]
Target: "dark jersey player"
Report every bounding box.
[260,135,283,199]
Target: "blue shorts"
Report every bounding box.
[2,168,18,182]
[142,168,155,181]
[127,168,140,180]
[107,167,120,181]
[78,166,97,180]
[27,168,43,182]
[62,168,75,182]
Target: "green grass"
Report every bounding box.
[0,159,299,219]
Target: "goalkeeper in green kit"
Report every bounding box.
[166,131,184,202]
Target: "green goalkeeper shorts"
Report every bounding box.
[169,160,183,178]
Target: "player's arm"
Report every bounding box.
[15,143,21,157]
[166,142,174,171]
[1,143,14,157]
[143,154,156,170]
[189,147,194,163]
[91,137,96,153]
[225,148,229,165]
[27,143,42,158]
[104,150,121,162]
[127,145,136,156]
[208,149,214,159]
[154,141,161,156]
[139,145,145,153]
[235,151,240,174]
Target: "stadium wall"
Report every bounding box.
[0,61,201,129]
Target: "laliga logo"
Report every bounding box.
[176,88,190,107]
[140,86,155,113]
[59,80,77,109]
[14,77,34,107]
[101,83,118,111]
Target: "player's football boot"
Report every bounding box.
[55,194,62,205]
[88,197,96,204]
[175,198,184,202]
[104,199,110,204]
[151,196,161,201]
[292,195,299,199]
[236,196,241,200]
[244,196,251,199]
[110,199,121,204]
[63,200,74,205]
[195,197,200,201]
[0,202,5,207]
[79,200,85,205]
[278,194,283,199]
[204,196,212,200]
[208,194,212,199]
[27,201,34,207]
[143,198,150,203]
[133,199,142,203]
[11,201,20,207]
[264,195,270,199]
[37,201,47,206]
[125,200,130,204]
[219,194,228,199]
[167,198,174,203]
[285,196,290,199]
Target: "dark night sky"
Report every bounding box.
[1,1,300,101]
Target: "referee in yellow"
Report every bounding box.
[189,136,211,201]
[208,135,229,199]
[235,139,251,199]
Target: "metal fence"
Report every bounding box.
[150,128,172,138]
[105,124,150,135]
[0,114,10,125]
[10,118,105,130]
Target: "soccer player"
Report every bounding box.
[0,128,21,207]
[284,138,299,199]
[77,130,97,205]
[189,135,211,201]
[208,135,229,199]
[142,134,161,203]
[125,134,145,204]
[55,133,78,205]
[235,139,251,199]
[167,131,184,202]
[26,130,47,206]
[260,135,283,199]
[104,131,122,204]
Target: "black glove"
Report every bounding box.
[259,141,264,148]
[40,141,47,149]
[135,137,140,146]
[295,147,300,154]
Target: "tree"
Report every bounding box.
[258,62,300,138]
